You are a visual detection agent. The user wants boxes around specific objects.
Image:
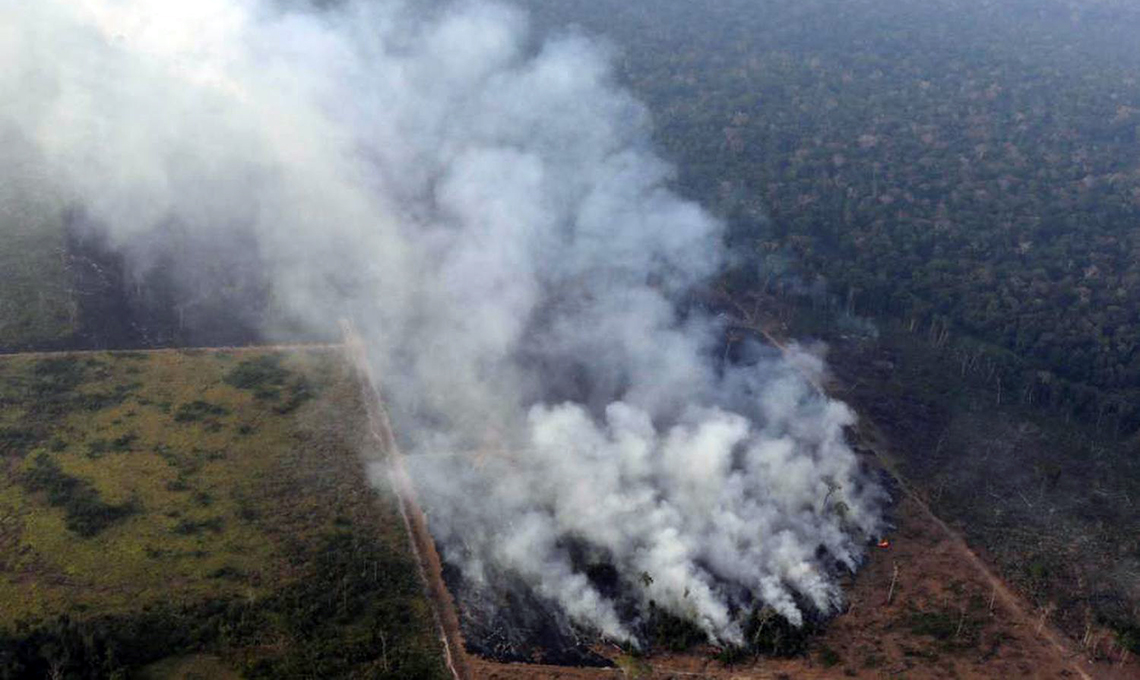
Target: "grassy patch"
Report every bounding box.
[0,348,446,679]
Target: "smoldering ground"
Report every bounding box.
[0,0,885,650]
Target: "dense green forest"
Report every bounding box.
[522,0,1140,431]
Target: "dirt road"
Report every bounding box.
[341,323,471,680]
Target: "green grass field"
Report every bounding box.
[0,349,446,679]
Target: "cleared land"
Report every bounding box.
[463,468,1123,680]
[0,348,448,678]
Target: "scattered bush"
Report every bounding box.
[79,383,139,411]
[21,453,138,537]
[648,604,708,652]
[1112,621,1140,655]
[818,645,842,667]
[743,605,817,657]
[0,530,448,679]
[274,377,316,414]
[174,401,230,422]
[905,608,980,649]
[225,356,320,412]
[906,610,957,640]
[0,426,46,457]
[208,566,246,581]
[172,518,224,536]
[714,644,750,666]
[32,357,87,392]
[86,433,137,459]
[225,356,290,392]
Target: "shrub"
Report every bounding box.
[274,378,316,414]
[21,453,138,537]
[86,433,137,459]
[174,401,229,422]
[715,644,750,666]
[224,356,290,391]
[32,357,87,389]
[172,518,224,535]
[79,383,139,411]
[818,645,842,667]
[0,530,447,679]
[743,605,817,657]
[0,426,46,457]
[1113,621,1140,654]
[647,604,708,652]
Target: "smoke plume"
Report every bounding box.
[1,0,884,643]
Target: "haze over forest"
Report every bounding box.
[1,0,1139,676]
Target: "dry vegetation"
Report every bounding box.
[0,348,447,678]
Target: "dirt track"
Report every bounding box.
[341,323,471,680]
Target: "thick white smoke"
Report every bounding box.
[1,0,883,642]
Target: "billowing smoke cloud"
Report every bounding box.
[1,0,883,643]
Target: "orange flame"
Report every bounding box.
[877,539,891,549]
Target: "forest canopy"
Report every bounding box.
[521,0,1140,430]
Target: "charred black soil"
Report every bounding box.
[441,561,614,667]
